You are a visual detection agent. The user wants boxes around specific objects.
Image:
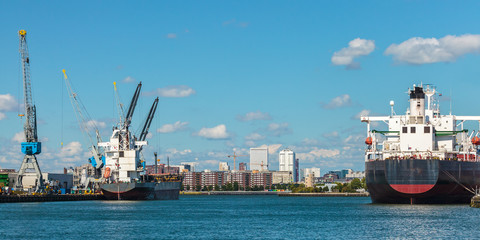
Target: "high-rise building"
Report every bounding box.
[239,162,247,171]
[250,147,268,171]
[219,162,230,171]
[278,149,299,182]
[301,167,321,182]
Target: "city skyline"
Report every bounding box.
[1,2,480,173]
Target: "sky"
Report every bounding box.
[1,1,480,174]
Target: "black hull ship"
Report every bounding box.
[366,159,480,204]
[101,181,181,200]
[361,84,480,204]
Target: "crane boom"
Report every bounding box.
[227,151,248,171]
[19,29,37,143]
[139,97,159,141]
[62,69,104,170]
[125,82,142,128]
[16,30,44,192]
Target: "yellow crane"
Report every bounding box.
[227,151,247,171]
[250,162,268,171]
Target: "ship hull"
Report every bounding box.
[366,159,480,204]
[100,182,181,200]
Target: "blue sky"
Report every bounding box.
[1,1,480,174]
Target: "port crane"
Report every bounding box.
[227,152,247,171]
[62,69,104,176]
[15,30,44,191]
[250,162,268,171]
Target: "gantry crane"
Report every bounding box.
[16,30,44,191]
[62,69,104,176]
[227,151,247,171]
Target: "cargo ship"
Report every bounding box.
[361,84,480,204]
[98,83,181,200]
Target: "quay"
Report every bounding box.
[0,194,105,203]
[181,191,280,195]
[278,192,369,197]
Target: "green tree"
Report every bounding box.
[195,185,202,191]
[350,178,362,189]
[186,185,190,191]
[207,185,213,191]
[233,182,239,191]
[214,184,220,191]
[322,186,329,192]
[180,184,185,191]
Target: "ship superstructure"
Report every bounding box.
[98,82,146,183]
[361,84,480,204]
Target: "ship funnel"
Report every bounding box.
[409,86,425,124]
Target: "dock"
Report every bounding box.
[278,192,370,197]
[0,194,105,203]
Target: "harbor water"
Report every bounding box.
[1,195,480,239]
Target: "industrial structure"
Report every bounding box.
[15,30,44,192]
[63,69,104,178]
[227,151,247,171]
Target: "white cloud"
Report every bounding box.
[258,144,283,155]
[12,132,25,143]
[331,38,375,69]
[267,122,291,136]
[245,133,265,141]
[297,147,340,163]
[385,34,480,64]
[146,85,196,98]
[122,76,135,83]
[0,94,18,119]
[167,33,177,39]
[245,140,256,147]
[322,131,339,138]
[237,111,272,121]
[166,148,192,155]
[0,94,17,112]
[353,109,371,119]
[157,121,189,133]
[302,138,319,146]
[321,94,353,109]
[146,132,153,139]
[196,124,230,139]
[57,141,83,163]
[85,120,107,129]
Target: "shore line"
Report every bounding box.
[0,194,105,203]
[181,191,370,197]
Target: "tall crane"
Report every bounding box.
[62,69,104,175]
[16,30,44,191]
[114,82,142,150]
[138,97,159,142]
[227,151,247,171]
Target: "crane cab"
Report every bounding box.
[21,142,41,155]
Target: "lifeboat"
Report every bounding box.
[472,136,480,145]
[104,167,111,178]
[365,136,373,145]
